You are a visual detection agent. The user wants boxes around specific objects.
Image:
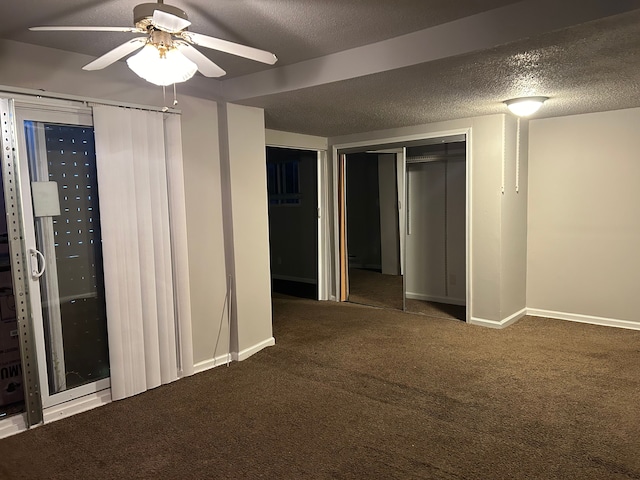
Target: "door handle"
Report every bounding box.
[29,248,46,279]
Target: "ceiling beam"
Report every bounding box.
[221,0,640,102]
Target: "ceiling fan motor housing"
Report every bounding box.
[134,2,189,30]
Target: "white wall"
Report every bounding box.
[0,39,273,367]
[266,129,328,151]
[222,103,274,358]
[500,116,528,321]
[178,95,228,365]
[528,108,640,328]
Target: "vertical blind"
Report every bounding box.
[92,105,193,401]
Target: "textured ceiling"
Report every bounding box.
[1,0,640,137]
[238,9,640,137]
[0,0,523,78]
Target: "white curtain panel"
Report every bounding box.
[163,114,195,378]
[93,105,193,401]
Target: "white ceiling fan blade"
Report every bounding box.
[83,38,147,71]
[30,26,142,33]
[175,41,226,77]
[152,10,191,33]
[181,32,277,65]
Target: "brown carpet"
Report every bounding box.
[348,268,403,310]
[348,268,466,321]
[1,296,640,479]
[405,298,466,321]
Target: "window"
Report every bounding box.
[267,160,301,205]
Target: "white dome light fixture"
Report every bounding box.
[127,43,197,86]
[504,96,549,117]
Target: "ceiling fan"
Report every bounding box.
[29,0,278,85]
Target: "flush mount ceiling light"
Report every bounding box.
[504,96,549,117]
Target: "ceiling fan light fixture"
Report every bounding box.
[504,96,549,117]
[126,43,197,86]
[30,1,278,80]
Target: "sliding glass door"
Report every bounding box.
[14,105,109,408]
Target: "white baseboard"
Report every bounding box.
[271,274,317,285]
[0,412,27,439]
[193,353,234,373]
[232,337,276,362]
[405,292,466,306]
[470,308,526,329]
[43,388,111,424]
[527,308,640,331]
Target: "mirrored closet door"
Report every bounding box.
[338,135,468,322]
[404,140,466,321]
[340,150,405,311]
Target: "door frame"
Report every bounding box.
[0,98,43,427]
[265,144,328,301]
[13,101,111,411]
[332,128,472,322]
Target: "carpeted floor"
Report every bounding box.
[348,267,466,321]
[1,296,639,479]
[348,267,404,310]
[405,298,466,321]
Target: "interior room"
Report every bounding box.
[266,146,318,300]
[0,1,639,478]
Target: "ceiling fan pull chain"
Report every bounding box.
[161,85,170,112]
[173,83,178,106]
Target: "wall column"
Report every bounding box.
[218,102,274,360]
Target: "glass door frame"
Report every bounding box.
[14,102,110,410]
[0,98,42,427]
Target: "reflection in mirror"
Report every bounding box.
[405,141,466,321]
[345,152,403,310]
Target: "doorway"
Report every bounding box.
[2,100,110,425]
[336,134,469,321]
[266,146,319,300]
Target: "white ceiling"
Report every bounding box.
[2,0,640,136]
